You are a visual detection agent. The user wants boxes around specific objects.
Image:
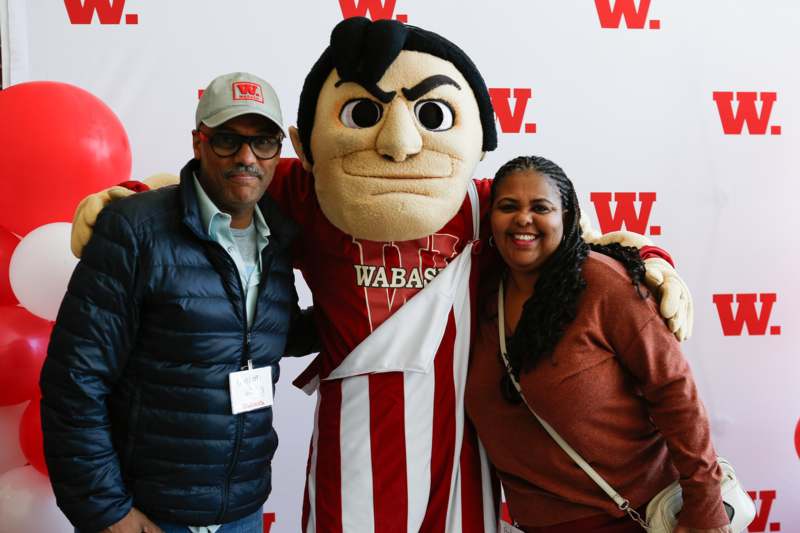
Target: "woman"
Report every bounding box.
[465,156,731,532]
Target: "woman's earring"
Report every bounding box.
[489,236,495,248]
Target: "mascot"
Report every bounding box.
[71,18,691,533]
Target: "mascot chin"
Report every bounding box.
[71,17,691,532]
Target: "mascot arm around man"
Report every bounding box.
[70,18,692,533]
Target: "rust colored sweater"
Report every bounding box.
[465,252,729,529]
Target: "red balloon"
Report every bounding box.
[0,227,20,305]
[0,306,53,406]
[0,81,131,236]
[19,394,47,475]
[796,417,800,460]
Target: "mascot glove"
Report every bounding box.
[579,216,653,249]
[579,214,603,243]
[587,229,653,249]
[141,172,179,189]
[69,173,178,258]
[71,186,135,258]
[644,257,693,342]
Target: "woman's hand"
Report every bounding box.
[674,526,732,533]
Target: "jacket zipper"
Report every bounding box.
[216,244,249,523]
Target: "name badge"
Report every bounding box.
[229,361,273,415]
[500,520,524,533]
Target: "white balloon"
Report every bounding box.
[9,223,78,321]
[0,403,28,477]
[0,465,72,533]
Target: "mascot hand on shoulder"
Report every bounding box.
[580,215,692,340]
[71,172,178,257]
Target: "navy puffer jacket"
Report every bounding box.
[41,160,305,531]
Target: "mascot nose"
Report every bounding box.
[376,100,423,162]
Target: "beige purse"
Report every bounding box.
[496,280,755,532]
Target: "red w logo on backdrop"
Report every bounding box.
[795,419,800,460]
[712,293,781,336]
[589,192,660,235]
[594,0,660,29]
[713,92,782,135]
[339,0,408,22]
[747,491,781,532]
[488,88,537,134]
[63,0,138,24]
[262,512,276,532]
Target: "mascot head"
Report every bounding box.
[289,18,496,242]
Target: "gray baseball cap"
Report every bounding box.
[195,72,286,135]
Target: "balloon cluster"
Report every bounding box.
[0,81,131,531]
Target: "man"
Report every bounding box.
[70,19,691,533]
[41,72,314,533]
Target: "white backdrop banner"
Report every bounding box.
[5,1,799,532]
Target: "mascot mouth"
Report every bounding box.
[370,188,433,197]
[339,149,457,180]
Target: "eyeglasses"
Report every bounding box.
[198,130,282,160]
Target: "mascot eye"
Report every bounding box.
[340,99,383,128]
[414,100,454,131]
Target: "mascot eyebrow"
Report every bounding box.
[333,78,395,103]
[401,75,461,101]
[297,17,497,165]
[333,74,462,103]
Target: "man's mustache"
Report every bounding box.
[224,165,264,179]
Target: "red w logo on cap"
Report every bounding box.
[232,82,264,104]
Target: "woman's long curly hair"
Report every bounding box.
[490,156,647,389]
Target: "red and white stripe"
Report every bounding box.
[301,246,498,532]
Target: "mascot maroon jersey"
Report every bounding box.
[269,158,499,533]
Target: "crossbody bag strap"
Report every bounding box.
[467,179,480,241]
[497,279,649,529]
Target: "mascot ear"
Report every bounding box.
[289,126,312,172]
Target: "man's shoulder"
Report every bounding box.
[104,184,181,230]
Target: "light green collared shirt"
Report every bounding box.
[190,177,270,533]
[193,175,270,329]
